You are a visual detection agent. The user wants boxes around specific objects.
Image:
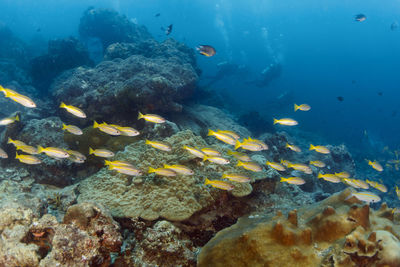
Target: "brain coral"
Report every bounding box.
[78,130,268,221]
[197,188,400,267]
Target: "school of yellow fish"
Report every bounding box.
[0,84,399,206]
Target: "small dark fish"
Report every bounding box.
[196,45,217,57]
[337,96,344,102]
[391,21,399,31]
[165,24,173,35]
[355,14,366,22]
[155,13,160,17]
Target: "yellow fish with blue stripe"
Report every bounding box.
[204,178,234,191]
[0,86,36,108]
[37,146,69,159]
[138,112,166,123]
[59,102,86,118]
[0,114,19,126]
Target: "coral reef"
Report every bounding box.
[115,220,196,266]
[197,188,400,267]
[30,37,93,94]
[79,7,152,50]
[78,130,267,222]
[0,201,122,266]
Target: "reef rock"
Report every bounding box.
[79,7,152,50]
[30,37,93,94]
[78,130,267,222]
[197,188,400,267]
[51,51,198,123]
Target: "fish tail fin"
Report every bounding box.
[93,121,99,128]
[227,150,233,155]
[62,123,67,130]
[15,152,20,159]
[280,177,286,182]
[273,118,278,125]
[317,173,323,179]
[89,147,94,155]
[37,145,44,153]
[163,164,170,168]
[234,140,241,150]
[294,104,299,111]
[7,137,13,144]
[138,111,144,120]
[148,167,155,173]
[59,102,66,108]
[236,160,243,167]
[202,155,209,162]
[222,174,227,179]
[204,178,211,185]
[15,114,19,121]
[104,160,110,166]
[145,140,151,144]
[309,144,315,150]
[207,129,215,136]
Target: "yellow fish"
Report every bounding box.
[352,179,369,190]
[234,140,264,151]
[203,155,230,165]
[237,160,262,172]
[89,147,114,158]
[62,123,83,135]
[67,150,86,163]
[204,178,234,191]
[138,112,166,123]
[227,150,252,162]
[396,186,400,200]
[266,161,286,171]
[1,87,36,108]
[280,177,305,185]
[309,160,326,168]
[37,146,69,159]
[294,103,311,112]
[208,129,236,145]
[110,165,142,176]
[273,118,298,126]
[104,160,133,167]
[145,140,172,152]
[368,160,383,172]
[148,167,177,177]
[15,153,41,164]
[286,143,301,152]
[287,163,312,174]
[201,147,221,156]
[335,171,350,179]
[163,164,194,175]
[346,191,381,203]
[309,144,330,154]
[110,125,140,137]
[59,102,86,118]
[343,178,361,189]
[244,137,268,150]
[183,146,205,159]
[317,173,341,183]
[7,137,26,147]
[366,180,387,193]
[0,114,19,125]
[217,130,240,140]
[15,145,38,155]
[221,173,250,183]
[93,121,121,136]
[0,148,8,158]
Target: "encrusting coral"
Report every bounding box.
[78,130,268,222]
[197,188,400,267]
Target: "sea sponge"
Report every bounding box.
[78,130,267,221]
[197,188,400,267]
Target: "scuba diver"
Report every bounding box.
[202,61,249,87]
[246,62,282,88]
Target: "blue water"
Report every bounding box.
[1,0,400,149]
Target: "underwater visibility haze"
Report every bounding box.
[0,0,399,266]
